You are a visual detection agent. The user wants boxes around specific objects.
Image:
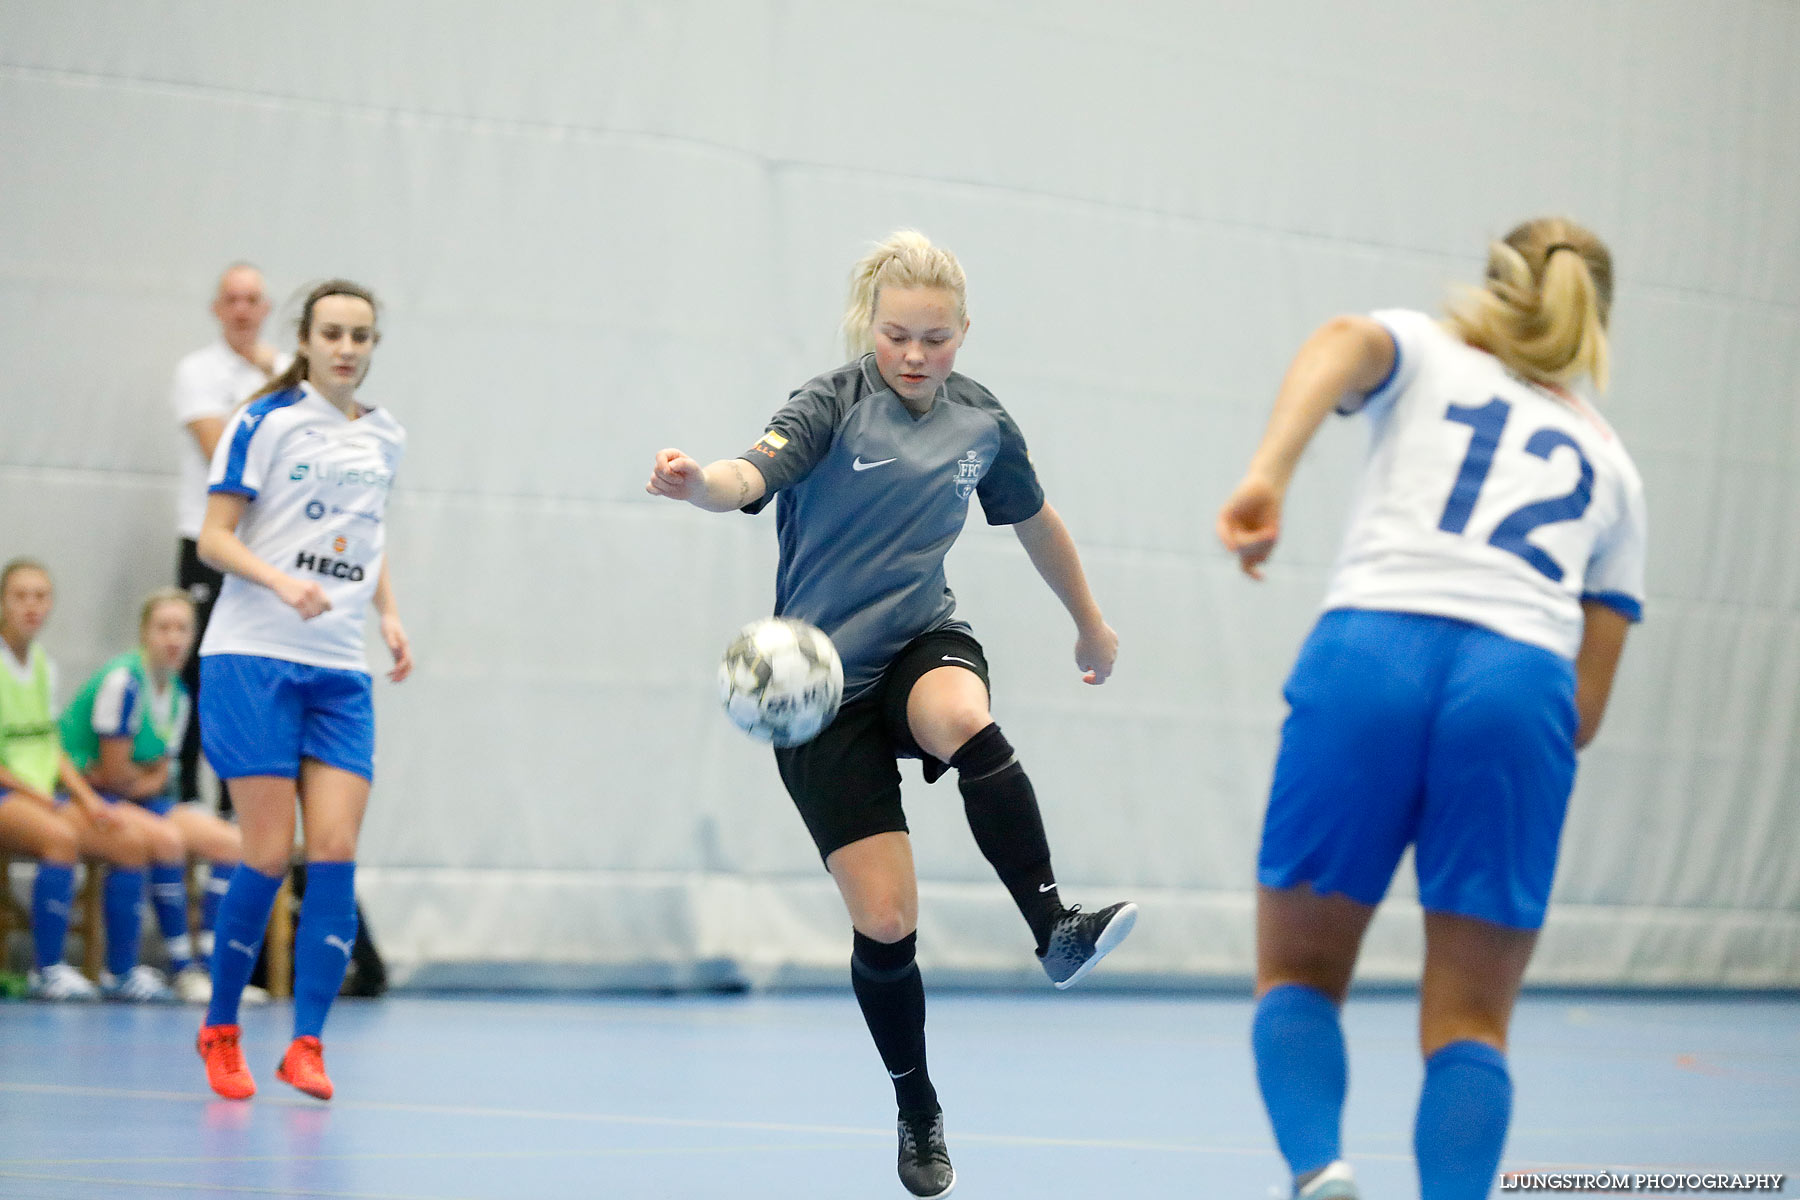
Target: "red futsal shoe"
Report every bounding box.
[197,1024,256,1100]
[276,1035,334,1100]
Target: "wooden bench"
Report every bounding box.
[2,857,292,997]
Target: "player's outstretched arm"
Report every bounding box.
[1013,503,1118,685]
[1218,315,1394,579]
[198,492,330,619]
[646,449,767,513]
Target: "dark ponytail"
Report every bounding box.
[247,278,380,405]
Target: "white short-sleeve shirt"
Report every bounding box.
[169,341,291,539]
[199,382,406,672]
[1320,309,1648,659]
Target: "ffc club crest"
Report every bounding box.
[953,448,985,501]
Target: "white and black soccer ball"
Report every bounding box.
[718,617,844,748]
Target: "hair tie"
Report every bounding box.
[1543,242,1577,260]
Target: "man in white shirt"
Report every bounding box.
[169,264,287,807]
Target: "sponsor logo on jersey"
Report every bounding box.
[332,536,348,554]
[289,461,394,489]
[305,500,326,519]
[294,551,366,581]
[953,448,985,500]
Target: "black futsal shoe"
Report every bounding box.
[896,1107,955,1198]
[1038,901,1139,990]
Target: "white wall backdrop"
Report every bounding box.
[3,1,1796,987]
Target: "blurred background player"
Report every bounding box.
[0,559,158,1001]
[60,588,248,1003]
[648,230,1135,1199]
[192,280,411,1102]
[1216,217,1646,1200]
[169,263,289,811]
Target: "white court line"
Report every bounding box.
[0,1144,859,1200]
[1,1142,852,1168]
[0,1080,1372,1161]
[0,1172,460,1200]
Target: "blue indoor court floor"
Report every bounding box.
[0,992,1794,1199]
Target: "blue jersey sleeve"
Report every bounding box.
[90,667,140,740]
[209,390,300,499]
[739,380,850,515]
[971,392,1045,527]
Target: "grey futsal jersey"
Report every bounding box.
[740,354,1045,699]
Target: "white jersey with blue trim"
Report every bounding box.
[1321,309,1647,660]
[92,665,190,752]
[199,382,405,672]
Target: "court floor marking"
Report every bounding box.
[0,1080,1374,1161]
[0,1171,472,1200]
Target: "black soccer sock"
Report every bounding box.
[952,723,1062,952]
[851,931,938,1115]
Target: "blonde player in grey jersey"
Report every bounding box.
[1218,218,1646,1200]
[650,230,1136,1198]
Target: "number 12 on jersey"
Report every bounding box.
[1439,398,1595,583]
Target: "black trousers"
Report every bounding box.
[176,537,225,811]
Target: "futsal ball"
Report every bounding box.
[718,617,844,747]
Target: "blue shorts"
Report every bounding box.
[79,790,179,816]
[1259,609,1577,929]
[135,793,179,817]
[200,654,375,782]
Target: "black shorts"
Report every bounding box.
[774,627,990,862]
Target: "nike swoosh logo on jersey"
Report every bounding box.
[852,456,898,471]
[940,655,979,668]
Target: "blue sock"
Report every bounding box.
[102,867,147,978]
[1252,983,1348,1176]
[199,862,234,956]
[1415,1040,1512,1200]
[292,861,358,1040]
[202,863,234,926]
[31,862,76,970]
[205,865,283,1027]
[149,864,194,972]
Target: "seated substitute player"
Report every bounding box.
[649,229,1137,1199]
[1217,217,1646,1200]
[0,558,157,1001]
[192,279,411,1102]
[60,588,247,1003]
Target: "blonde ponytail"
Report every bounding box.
[1445,218,1614,391]
[841,230,968,358]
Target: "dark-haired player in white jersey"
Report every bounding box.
[650,230,1136,1198]
[1218,218,1646,1200]
[193,279,411,1104]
